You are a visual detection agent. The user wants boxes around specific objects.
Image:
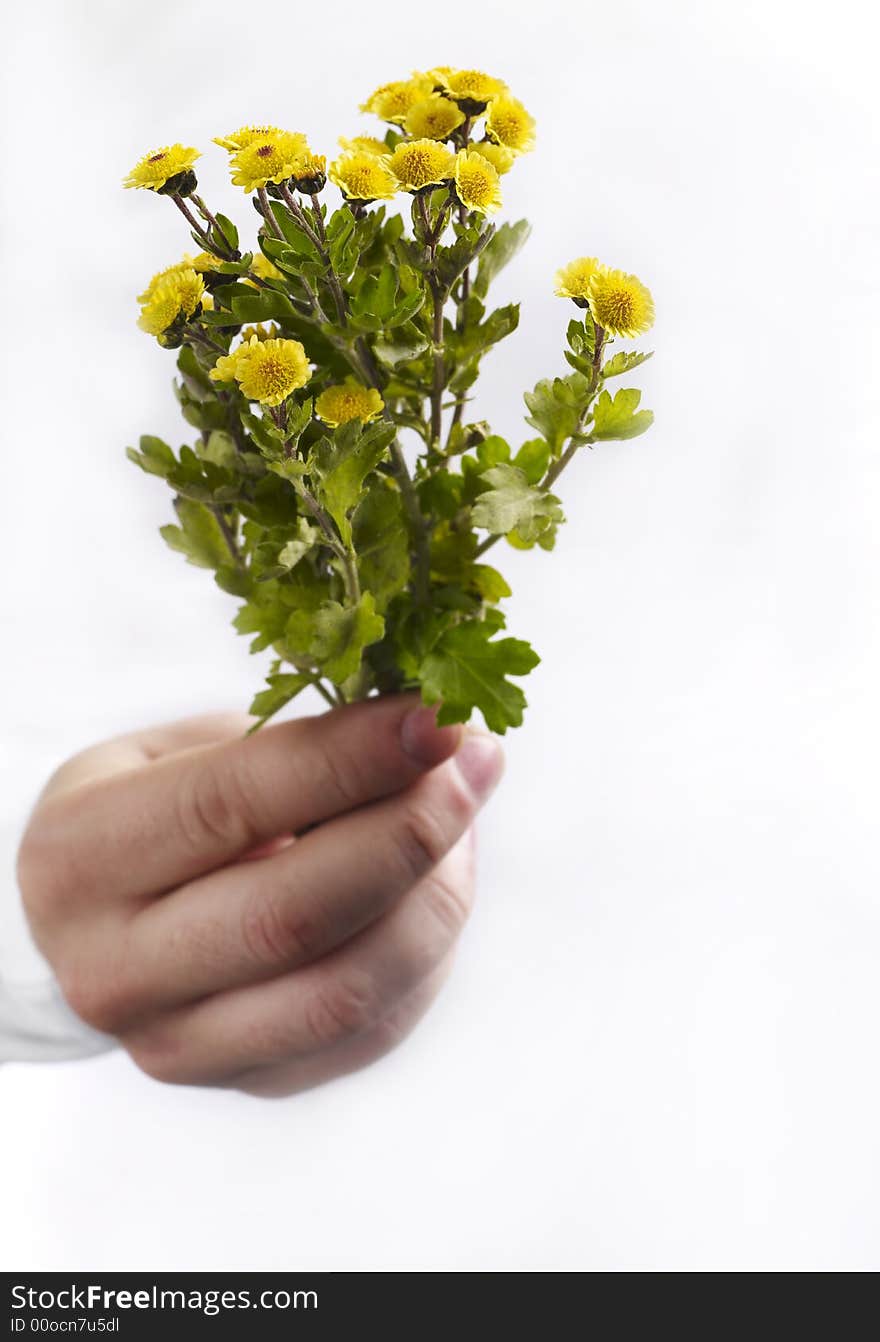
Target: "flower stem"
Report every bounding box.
[257,189,286,241]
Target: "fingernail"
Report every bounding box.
[400,703,462,766]
[455,731,505,801]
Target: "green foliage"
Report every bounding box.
[419,620,540,734]
[127,125,655,732]
[590,387,655,440]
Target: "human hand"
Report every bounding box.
[16,696,503,1096]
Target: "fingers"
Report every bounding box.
[22,695,463,908]
[230,956,456,1098]
[121,829,480,1086]
[40,712,254,799]
[101,736,501,1018]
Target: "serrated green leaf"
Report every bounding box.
[374,323,429,366]
[353,481,411,611]
[309,421,396,546]
[601,349,654,379]
[288,592,385,683]
[471,463,563,541]
[474,219,530,298]
[512,438,551,485]
[127,435,175,478]
[277,516,320,572]
[160,498,230,570]
[248,671,311,730]
[591,387,654,441]
[418,619,540,733]
[523,371,591,453]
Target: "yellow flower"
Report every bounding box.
[239,323,279,343]
[435,69,507,107]
[123,144,200,191]
[250,251,284,282]
[485,95,536,153]
[137,268,205,335]
[290,148,327,189]
[138,257,194,304]
[587,267,655,338]
[315,381,385,427]
[329,150,398,202]
[201,292,215,311]
[360,74,434,125]
[213,125,291,152]
[454,149,502,214]
[470,141,516,175]
[192,251,224,273]
[388,139,456,191]
[338,135,392,157]
[554,256,602,301]
[403,94,465,140]
[229,131,308,191]
[210,336,311,406]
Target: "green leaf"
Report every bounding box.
[248,671,311,730]
[127,435,175,478]
[469,563,512,603]
[213,213,239,252]
[523,371,591,453]
[512,438,551,485]
[471,463,563,542]
[277,517,320,572]
[353,482,411,611]
[590,387,654,441]
[601,349,654,379]
[450,303,519,366]
[564,313,596,372]
[159,498,230,570]
[474,219,531,298]
[309,421,396,546]
[418,619,540,733]
[476,435,511,468]
[374,323,429,366]
[197,430,238,469]
[289,592,385,683]
[435,224,486,291]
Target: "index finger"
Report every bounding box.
[24,695,461,905]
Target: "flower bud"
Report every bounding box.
[157,168,198,198]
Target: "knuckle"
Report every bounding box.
[175,757,260,854]
[126,1036,190,1087]
[15,811,75,925]
[58,959,140,1035]
[240,890,320,970]
[420,867,474,941]
[397,777,473,880]
[302,973,378,1049]
[311,735,365,813]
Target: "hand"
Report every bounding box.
[16,696,504,1096]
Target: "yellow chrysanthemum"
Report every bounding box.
[485,95,536,153]
[388,139,456,191]
[213,125,292,152]
[123,144,200,191]
[210,335,311,406]
[137,268,205,335]
[329,150,399,202]
[587,267,655,338]
[229,131,308,191]
[138,257,193,304]
[403,94,465,141]
[470,140,516,175]
[436,69,507,107]
[314,381,385,427]
[239,323,279,343]
[192,251,224,273]
[250,251,284,282]
[290,148,327,187]
[554,256,602,301]
[360,74,434,125]
[454,149,502,215]
[338,135,392,157]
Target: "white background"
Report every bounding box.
[1,0,879,1271]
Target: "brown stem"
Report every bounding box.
[257,189,285,240]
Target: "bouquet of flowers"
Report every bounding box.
[125,65,654,733]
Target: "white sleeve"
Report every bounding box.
[0,818,114,1064]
